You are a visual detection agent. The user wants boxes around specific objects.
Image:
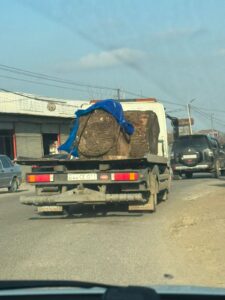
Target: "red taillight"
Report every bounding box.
[27,174,54,183]
[111,172,139,181]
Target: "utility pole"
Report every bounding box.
[211,113,214,134]
[187,103,192,135]
[186,98,196,135]
[117,88,120,100]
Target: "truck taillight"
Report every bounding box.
[27,174,54,183]
[111,172,139,181]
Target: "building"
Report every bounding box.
[196,129,219,138]
[0,91,87,160]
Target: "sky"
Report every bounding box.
[1,0,225,131]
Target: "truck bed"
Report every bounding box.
[16,154,168,168]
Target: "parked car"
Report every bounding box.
[170,134,225,179]
[0,155,22,192]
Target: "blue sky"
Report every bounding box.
[1,0,225,130]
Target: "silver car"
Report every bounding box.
[0,155,22,192]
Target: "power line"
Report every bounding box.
[123,89,186,107]
[0,88,87,107]
[0,74,89,94]
[193,107,225,125]
[0,63,173,103]
[0,63,117,91]
[0,64,186,107]
[192,106,225,128]
[192,105,225,114]
[0,63,196,108]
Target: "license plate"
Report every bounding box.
[182,154,197,159]
[67,173,98,181]
[37,206,63,212]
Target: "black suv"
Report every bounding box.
[170,134,225,178]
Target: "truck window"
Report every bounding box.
[173,136,209,151]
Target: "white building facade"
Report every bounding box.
[0,91,86,160]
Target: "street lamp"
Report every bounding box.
[187,98,196,135]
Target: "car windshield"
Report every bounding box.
[173,136,209,151]
[1,0,225,292]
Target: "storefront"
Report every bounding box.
[0,91,86,160]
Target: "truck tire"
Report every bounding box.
[8,178,18,193]
[128,172,158,212]
[159,189,169,201]
[148,172,158,212]
[148,193,157,212]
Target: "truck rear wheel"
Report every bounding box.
[148,192,157,212]
[148,173,158,211]
[128,172,158,212]
[158,189,168,201]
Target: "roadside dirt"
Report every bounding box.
[168,179,225,287]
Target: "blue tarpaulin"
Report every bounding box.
[58,99,134,157]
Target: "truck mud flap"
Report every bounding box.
[20,188,145,206]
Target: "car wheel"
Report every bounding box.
[8,178,18,193]
[185,173,193,179]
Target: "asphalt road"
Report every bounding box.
[0,175,225,287]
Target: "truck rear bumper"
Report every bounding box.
[20,188,145,206]
[173,164,210,171]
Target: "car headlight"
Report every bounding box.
[206,149,214,157]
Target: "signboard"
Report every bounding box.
[177,118,194,127]
[179,127,190,136]
[0,91,87,118]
